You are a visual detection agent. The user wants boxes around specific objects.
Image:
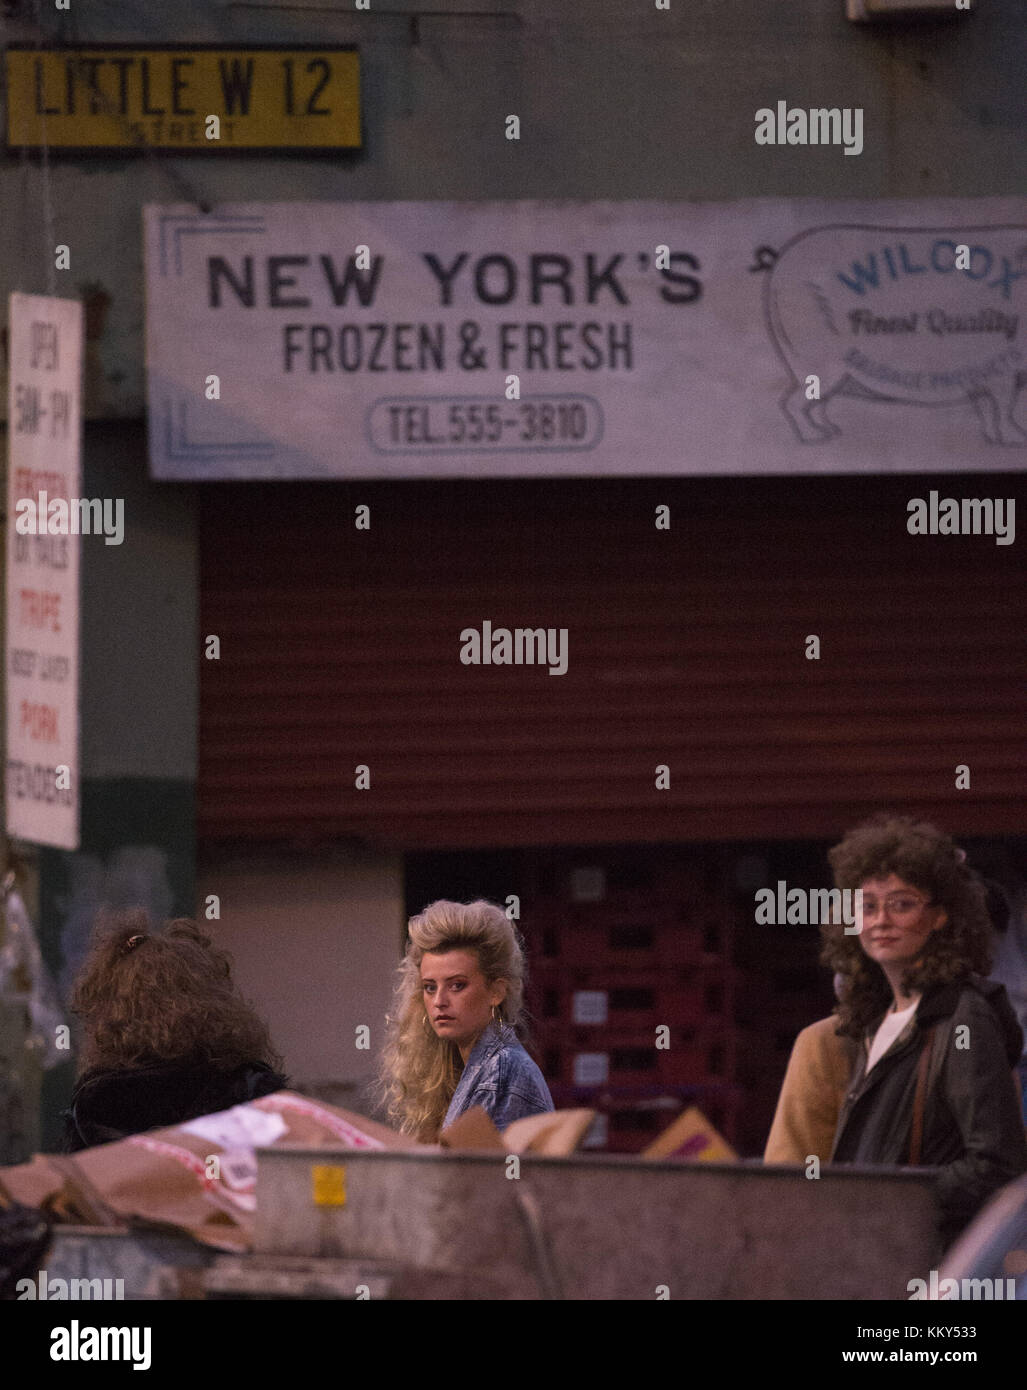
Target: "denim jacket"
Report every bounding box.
[443,1023,554,1133]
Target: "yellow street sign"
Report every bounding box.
[6,47,361,150]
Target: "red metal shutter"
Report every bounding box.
[198,474,1026,848]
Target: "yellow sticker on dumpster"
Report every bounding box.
[312,1164,346,1206]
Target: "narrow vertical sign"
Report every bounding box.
[5,293,83,849]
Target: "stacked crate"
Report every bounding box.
[522,868,740,1152]
[734,952,835,1155]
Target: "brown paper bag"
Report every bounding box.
[1,1091,423,1251]
[439,1106,506,1151]
[441,1106,598,1156]
[502,1108,596,1156]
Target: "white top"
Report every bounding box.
[866,997,920,1072]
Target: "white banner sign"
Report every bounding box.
[5,293,82,850]
[144,198,1027,479]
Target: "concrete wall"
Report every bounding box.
[78,424,196,782]
[196,847,404,1107]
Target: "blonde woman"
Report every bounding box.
[379,899,553,1141]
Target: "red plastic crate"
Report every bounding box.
[542,1028,730,1088]
[524,912,707,969]
[530,967,727,1033]
[548,1085,741,1154]
[604,1108,667,1154]
[527,887,680,919]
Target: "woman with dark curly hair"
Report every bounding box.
[821,815,1027,1248]
[61,911,288,1152]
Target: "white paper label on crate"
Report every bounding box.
[573,1053,609,1086]
[569,867,606,902]
[181,1102,287,1149]
[572,990,609,1025]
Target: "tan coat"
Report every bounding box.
[764,1015,857,1165]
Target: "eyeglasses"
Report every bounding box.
[859,893,933,920]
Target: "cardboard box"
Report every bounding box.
[641,1106,737,1162]
[0,1091,421,1251]
[440,1106,597,1157]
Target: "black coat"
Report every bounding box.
[831,975,1027,1247]
[61,1059,289,1153]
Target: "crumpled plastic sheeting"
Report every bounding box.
[0,884,68,1071]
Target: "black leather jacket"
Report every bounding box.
[61,1059,288,1153]
[830,975,1027,1247]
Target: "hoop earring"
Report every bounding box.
[422,1011,433,1035]
[491,1004,504,1030]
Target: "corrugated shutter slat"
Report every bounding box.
[199,475,1026,847]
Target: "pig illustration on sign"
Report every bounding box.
[764,225,1027,444]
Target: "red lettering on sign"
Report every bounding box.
[18,589,61,631]
[19,701,59,742]
[13,468,68,500]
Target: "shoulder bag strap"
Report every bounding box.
[908,1023,938,1165]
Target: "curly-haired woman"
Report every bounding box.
[379,899,553,1141]
[822,815,1027,1247]
[61,911,287,1151]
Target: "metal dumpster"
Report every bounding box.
[40,1227,215,1301]
[253,1148,943,1299]
[28,1150,945,1299]
[40,1227,399,1300]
